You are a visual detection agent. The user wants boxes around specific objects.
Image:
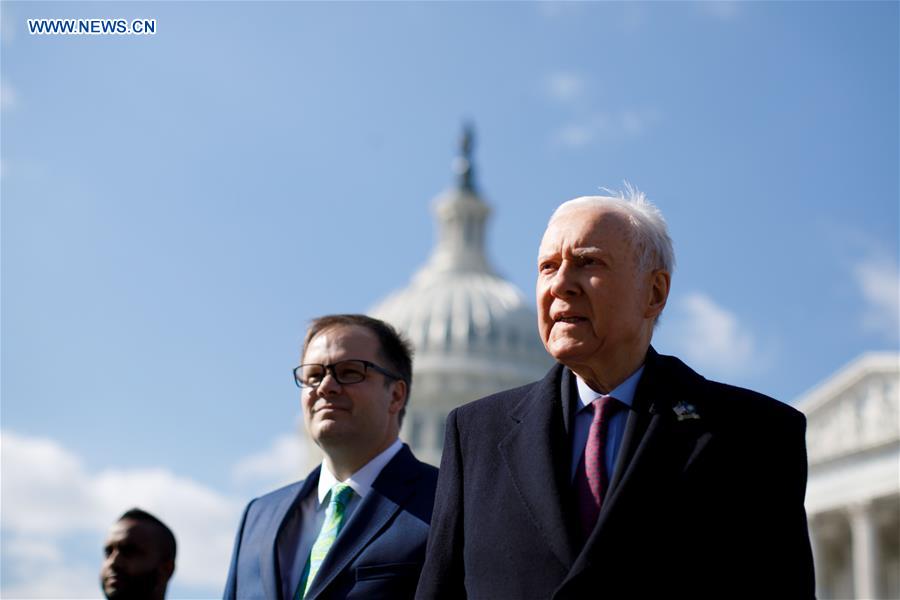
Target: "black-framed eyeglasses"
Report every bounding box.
[293,359,404,388]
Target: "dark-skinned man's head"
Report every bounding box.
[100,508,176,600]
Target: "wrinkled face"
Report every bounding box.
[100,519,166,600]
[301,325,405,458]
[537,206,659,370]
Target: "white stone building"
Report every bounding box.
[799,352,900,599]
[370,128,552,466]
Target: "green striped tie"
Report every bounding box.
[295,483,354,599]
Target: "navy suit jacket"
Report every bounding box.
[416,348,815,599]
[225,444,438,600]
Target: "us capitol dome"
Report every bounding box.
[370,127,552,466]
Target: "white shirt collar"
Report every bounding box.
[575,364,644,412]
[317,438,404,504]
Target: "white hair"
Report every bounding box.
[549,183,675,275]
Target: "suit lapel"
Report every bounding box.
[304,446,421,600]
[267,468,320,600]
[499,364,578,569]
[576,347,712,559]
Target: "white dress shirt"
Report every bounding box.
[569,366,644,482]
[279,438,404,599]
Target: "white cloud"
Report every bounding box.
[553,123,595,148]
[1,430,243,597]
[621,109,657,136]
[545,71,587,104]
[1,79,18,111]
[853,256,900,342]
[536,2,586,19]
[664,292,760,378]
[697,1,742,21]
[0,541,99,600]
[94,468,240,588]
[232,429,319,492]
[1,431,101,533]
[3,535,63,563]
[551,109,659,148]
[1,423,326,598]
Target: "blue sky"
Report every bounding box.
[2,2,898,597]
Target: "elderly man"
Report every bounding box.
[416,190,814,599]
[100,508,176,600]
[225,314,438,600]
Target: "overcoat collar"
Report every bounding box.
[499,347,714,580]
[499,363,579,568]
[603,346,711,501]
[559,347,714,592]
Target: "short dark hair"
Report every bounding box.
[118,508,177,563]
[302,314,414,424]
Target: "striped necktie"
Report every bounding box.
[296,482,354,599]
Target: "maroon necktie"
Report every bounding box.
[574,395,618,538]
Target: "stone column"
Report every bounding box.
[849,501,879,600]
[808,514,827,598]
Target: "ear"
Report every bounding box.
[644,269,670,319]
[388,379,407,414]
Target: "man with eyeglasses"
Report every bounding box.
[225,314,438,600]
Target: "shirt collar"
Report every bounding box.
[317,438,403,505]
[575,364,644,412]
